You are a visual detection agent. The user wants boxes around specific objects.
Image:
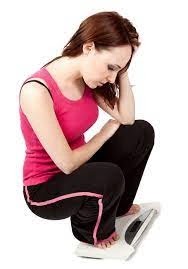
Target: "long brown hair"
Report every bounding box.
[41,11,141,109]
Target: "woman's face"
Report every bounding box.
[81,42,132,88]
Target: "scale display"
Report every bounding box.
[125,209,157,246]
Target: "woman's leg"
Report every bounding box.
[85,119,155,217]
[23,162,125,246]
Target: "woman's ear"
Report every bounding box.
[83,42,96,57]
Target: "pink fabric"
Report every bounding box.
[19,67,99,186]
[25,185,104,245]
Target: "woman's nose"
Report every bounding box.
[106,74,117,84]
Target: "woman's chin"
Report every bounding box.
[89,82,99,89]
[85,80,101,89]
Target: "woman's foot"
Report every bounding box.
[95,231,120,249]
[124,204,140,216]
[95,205,141,249]
[117,204,141,218]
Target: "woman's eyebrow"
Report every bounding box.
[112,64,121,69]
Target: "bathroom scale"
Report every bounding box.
[74,202,161,260]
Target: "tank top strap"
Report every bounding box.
[39,67,91,105]
[19,67,61,104]
[22,68,58,92]
[19,66,92,108]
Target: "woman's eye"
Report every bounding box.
[108,66,114,71]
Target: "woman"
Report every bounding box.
[19,11,155,249]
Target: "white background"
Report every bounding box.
[1,0,188,267]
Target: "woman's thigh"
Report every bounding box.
[86,119,155,164]
[23,161,125,220]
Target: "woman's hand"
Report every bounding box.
[118,46,138,77]
[99,119,121,140]
[118,70,128,79]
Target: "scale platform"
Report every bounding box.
[74,202,161,260]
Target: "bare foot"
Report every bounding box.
[95,205,140,249]
[95,231,120,249]
[124,204,140,216]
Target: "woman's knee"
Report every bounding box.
[135,119,155,146]
[104,162,125,194]
[84,162,125,195]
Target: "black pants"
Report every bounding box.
[23,119,155,246]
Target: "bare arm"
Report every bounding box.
[118,71,135,123]
[19,82,74,174]
[20,81,113,175]
[69,132,108,173]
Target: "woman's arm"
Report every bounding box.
[117,71,135,124]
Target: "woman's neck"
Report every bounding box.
[45,55,84,88]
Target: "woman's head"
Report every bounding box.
[43,11,141,109]
[80,41,132,88]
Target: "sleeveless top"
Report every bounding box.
[19,67,99,186]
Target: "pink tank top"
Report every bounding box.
[19,67,99,186]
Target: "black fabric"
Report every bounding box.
[23,119,155,245]
[19,80,53,101]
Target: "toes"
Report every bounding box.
[133,204,140,212]
[106,242,111,248]
[97,242,106,248]
[97,241,112,248]
[96,232,120,248]
[110,234,119,244]
[113,232,119,240]
[111,232,119,240]
[101,242,107,248]
[115,232,120,238]
[125,204,140,215]
[109,239,116,244]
